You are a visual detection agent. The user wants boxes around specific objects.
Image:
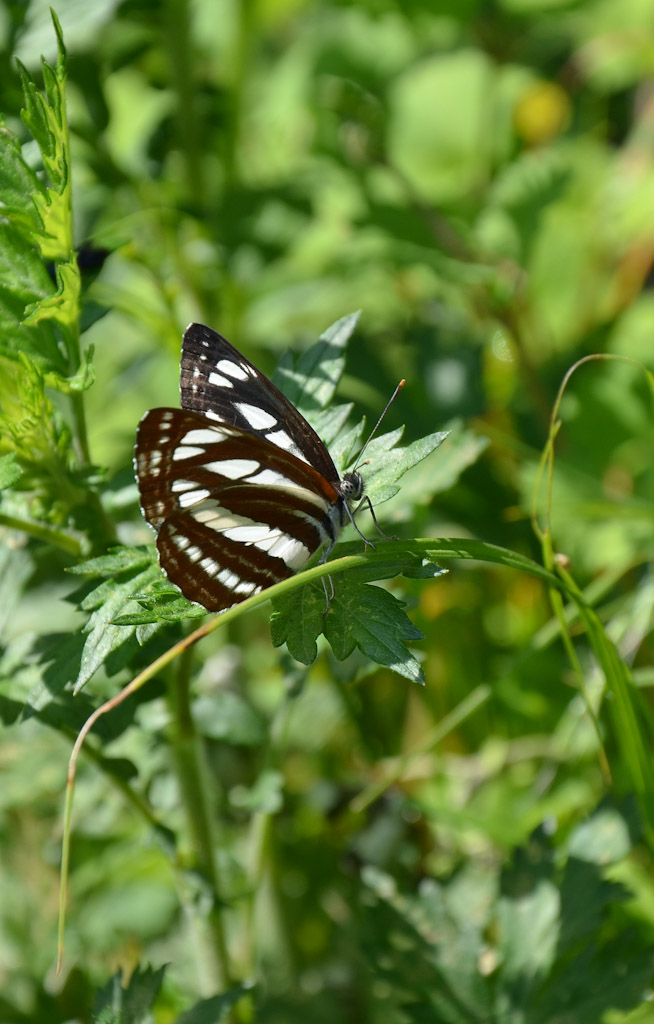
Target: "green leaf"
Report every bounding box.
[14,16,72,267]
[175,985,254,1024]
[112,581,207,625]
[0,225,64,372]
[359,816,647,1024]
[566,806,632,865]
[271,571,426,684]
[24,259,81,330]
[92,965,166,1024]
[327,414,366,468]
[325,579,424,683]
[360,864,493,1023]
[68,546,169,692]
[392,422,489,515]
[67,547,154,578]
[273,310,359,413]
[0,453,22,491]
[270,585,327,666]
[362,427,451,507]
[0,119,43,234]
[16,60,53,161]
[307,402,356,449]
[193,691,266,746]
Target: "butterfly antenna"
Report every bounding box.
[352,379,405,471]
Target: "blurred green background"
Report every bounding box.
[1,0,653,1021]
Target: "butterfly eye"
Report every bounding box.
[340,472,364,502]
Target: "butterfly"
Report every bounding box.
[134,322,389,613]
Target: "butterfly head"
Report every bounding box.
[339,470,364,505]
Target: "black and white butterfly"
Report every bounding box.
[134,322,385,612]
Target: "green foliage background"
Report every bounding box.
[0,0,653,1021]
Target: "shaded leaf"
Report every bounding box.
[271,570,425,684]
[93,965,166,1024]
[325,579,424,683]
[175,985,254,1024]
[270,585,326,666]
[359,816,647,1024]
[193,691,266,746]
[391,423,489,516]
[273,310,359,412]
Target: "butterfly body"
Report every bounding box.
[135,323,366,612]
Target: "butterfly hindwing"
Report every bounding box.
[135,405,345,612]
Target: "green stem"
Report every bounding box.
[557,563,654,841]
[164,0,205,201]
[222,0,253,192]
[547,581,611,784]
[55,43,90,468]
[0,512,83,556]
[242,677,303,976]
[166,642,234,989]
[69,390,90,466]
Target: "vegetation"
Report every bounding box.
[0,2,652,1021]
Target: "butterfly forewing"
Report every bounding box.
[180,323,340,482]
[135,402,346,612]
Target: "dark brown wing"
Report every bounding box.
[180,323,340,483]
[134,406,343,611]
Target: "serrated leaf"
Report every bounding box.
[0,452,22,490]
[23,259,80,327]
[270,585,326,665]
[0,120,43,234]
[110,576,207,624]
[392,423,488,515]
[17,61,52,158]
[273,310,359,412]
[67,546,155,578]
[362,428,451,507]
[113,597,207,626]
[324,579,424,683]
[74,562,164,691]
[271,572,425,683]
[67,546,170,691]
[567,806,631,865]
[25,631,86,705]
[328,415,366,470]
[93,965,166,1024]
[0,224,65,372]
[43,342,95,394]
[360,865,492,1024]
[360,817,647,1024]
[497,873,560,982]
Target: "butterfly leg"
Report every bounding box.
[320,572,336,615]
[356,495,398,541]
[318,540,338,614]
[343,502,377,550]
